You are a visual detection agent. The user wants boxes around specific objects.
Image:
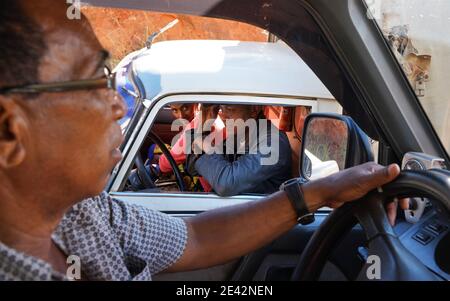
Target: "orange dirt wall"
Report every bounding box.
[81,7,268,64]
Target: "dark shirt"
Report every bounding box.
[195,119,292,196]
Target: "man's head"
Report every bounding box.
[170,103,197,121]
[200,104,220,122]
[0,1,126,214]
[220,104,262,122]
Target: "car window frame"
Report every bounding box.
[107,93,328,213]
[84,0,450,167]
[307,0,449,165]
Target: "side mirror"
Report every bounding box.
[300,113,374,181]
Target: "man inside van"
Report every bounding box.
[188,104,292,196]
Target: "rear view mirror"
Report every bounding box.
[300,114,374,181]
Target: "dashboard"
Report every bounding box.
[396,206,450,280]
[396,152,450,280]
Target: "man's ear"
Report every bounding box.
[0,97,27,169]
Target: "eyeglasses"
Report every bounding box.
[0,66,115,95]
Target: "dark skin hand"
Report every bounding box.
[0,0,407,278]
[196,105,409,222]
[168,162,403,272]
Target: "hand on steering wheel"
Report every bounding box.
[292,166,450,281]
[303,163,402,212]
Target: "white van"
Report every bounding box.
[109,39,343,212]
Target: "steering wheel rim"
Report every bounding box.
[135,153,157,189]
[134,131,186,191]
[292,169,450,281]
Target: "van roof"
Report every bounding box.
[128,40,334,100]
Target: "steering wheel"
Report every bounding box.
[292,169,450,281]
[134,131,186,191]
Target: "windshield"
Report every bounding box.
[366,0,450,155]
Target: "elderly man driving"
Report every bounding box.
[0,1,407,280]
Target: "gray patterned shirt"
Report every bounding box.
[0,192,187,281]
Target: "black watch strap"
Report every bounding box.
[280,178,315,225]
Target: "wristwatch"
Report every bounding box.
[280,178,315,225]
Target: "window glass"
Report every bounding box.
[366,0,450,154]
